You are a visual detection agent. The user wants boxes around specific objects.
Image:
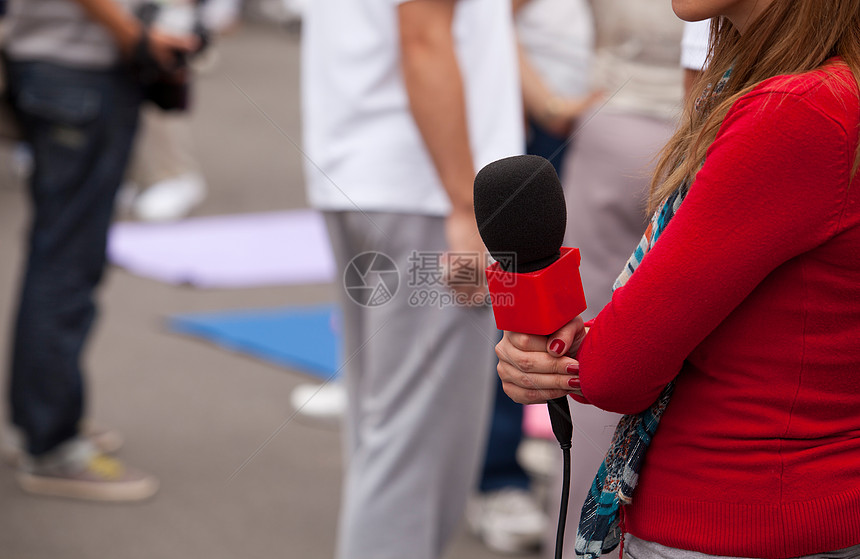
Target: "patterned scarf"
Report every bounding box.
[574,68,732,559]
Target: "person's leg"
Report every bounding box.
[551,110,675,558]
[328,211,497,559]
[321,211,367,460]
[526,118,570,178]
[7,62,140,457]
[127,107,206,221]
[129,106,202,187]
[468,373,549,554]
[561,111,674,320]
[478,375,529,493]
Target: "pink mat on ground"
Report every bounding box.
[107,210,336,288]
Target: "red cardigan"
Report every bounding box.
[575,61,860,558]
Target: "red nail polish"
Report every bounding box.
[549,339,565,355]
[566,363,579,374]
[568,377,580,388]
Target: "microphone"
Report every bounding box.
[473,155,586,341]
[473,154,587,559]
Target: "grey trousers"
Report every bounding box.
[325,211,497,559]
[127,105,201,187]
[562,110,675,321]
[624,534,860,559]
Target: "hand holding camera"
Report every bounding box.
[144,28,200,75]
[130,1,209,111]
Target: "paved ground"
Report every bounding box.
[0,23,542,559]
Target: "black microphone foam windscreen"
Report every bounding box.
[473,155,567,273]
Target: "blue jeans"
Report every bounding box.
[479,375,529,492]
[6,61,141,456]
[526,119,569,178]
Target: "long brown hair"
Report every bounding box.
[648,1,860,213]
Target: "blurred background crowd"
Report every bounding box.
[0,1,708,558]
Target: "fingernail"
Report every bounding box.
[566,363,579,374]
[549,339,565,355]
[568,377,580,389]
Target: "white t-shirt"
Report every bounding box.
[589,0,685,121]
[516,0,593,99]
[301,0,524,216]
[681,19,711,71]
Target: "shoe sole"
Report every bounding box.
[132,180,206,222]
[467,505,545,555]
[478,528,543,555]
[16,472,159,503]
[289,385,346,424]
[2,431,123,469]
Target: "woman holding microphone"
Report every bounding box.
[496,1,860,557]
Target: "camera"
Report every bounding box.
[132,1,209,111]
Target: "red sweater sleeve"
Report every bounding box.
[577,85,854,414]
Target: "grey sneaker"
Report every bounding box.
[2,422,123,467]
[16,438,158,502]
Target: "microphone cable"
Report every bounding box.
[547,395,573,559]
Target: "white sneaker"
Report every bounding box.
[517,437,558,480]
[467,488,548,554]
[289,382,346,421]
[132,173,207,222]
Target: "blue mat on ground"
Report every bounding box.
[169,304,340,379]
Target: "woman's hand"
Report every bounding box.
[495,316,588,404]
